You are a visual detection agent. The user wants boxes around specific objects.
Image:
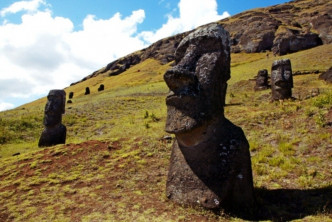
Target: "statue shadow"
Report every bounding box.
[227,186,332,221]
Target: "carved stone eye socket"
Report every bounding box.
[175,38,223,64]
[283,71,291,79]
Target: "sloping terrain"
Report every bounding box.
[0,43,331,221]
[71,0,332,85]
[0,0,332,220]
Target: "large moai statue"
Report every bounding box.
[164,24,254,211]
[271,59,293,100]
[254,69,269,90]
[38,90,67,147]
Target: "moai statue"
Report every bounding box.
[271,59,293,100]
[254,69,269,90]
[69,92,74,99]
[98,84,104,92]
[38,90,66,147]
[164,24,254,210]
[85,87,90,95]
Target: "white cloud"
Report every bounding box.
[0,3,147,107]
[0,0,229,109]
[0,0,46,17]
[139,0,230,44]
[0,102,15,112]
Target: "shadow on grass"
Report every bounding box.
[225,103,243,106]
[230,186,332,221]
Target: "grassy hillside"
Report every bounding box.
[0,45,331,221]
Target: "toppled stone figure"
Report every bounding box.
[85,87,90,95]
[271,59,293,100]
[164,24,254,210]
[98,84,104,92]
[38,90,66,147]
[254,69,269,90]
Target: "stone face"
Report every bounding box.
[85,87,90,95]
[164,24,254,210]
[38,90,67,147]
[98,84,104,91]
[271,59,293,100]
[254,69,269,90]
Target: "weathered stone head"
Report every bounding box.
[164,23,230,136]
[43,90,66,127]
[271,59,293,100]
[164,24,254,212]
[254,69,269,90]
[39,90,66,147]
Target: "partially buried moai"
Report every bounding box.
[38,90,66,147]
[271,59,293,100]
[164,24,254,210]
[254,69,269,90]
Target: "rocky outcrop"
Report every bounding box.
[272,28,322,55]
[72,0,331,85]
[219,0,330,54]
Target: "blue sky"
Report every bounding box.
[0,0,290,111]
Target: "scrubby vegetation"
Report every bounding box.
[0,45,331,221]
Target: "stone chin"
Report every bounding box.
[165,110,201,134]
[165,99,211,135]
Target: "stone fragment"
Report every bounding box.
[69,92,74,99]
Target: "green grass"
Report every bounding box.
[230,44,332,84]
[0,46,332,221]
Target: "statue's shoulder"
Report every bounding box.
[220,118,248,146]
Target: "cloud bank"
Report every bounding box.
[0,0,229,111]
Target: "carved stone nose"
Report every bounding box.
[274,79,287,87]
[164,68,198,93]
